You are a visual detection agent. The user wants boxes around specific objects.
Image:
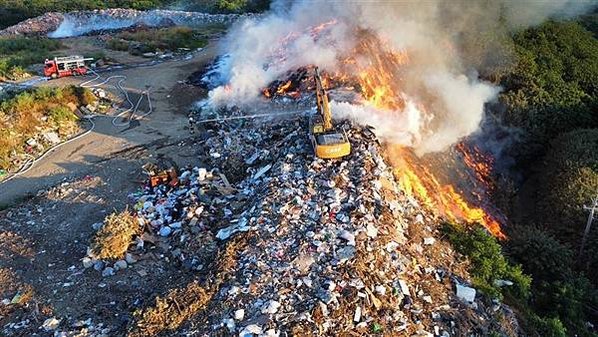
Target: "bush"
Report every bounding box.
[534,129,598,275]
[107,27,209,55]
[107,39,130,52]
[526,314,567,337]
[442,223,531,300]
[49,106,77,124]
[0,37,63,80]
[507,226,598,336]
[0,86,95,171]
[506,226,574,281]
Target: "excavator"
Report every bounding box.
[310,67,351,159]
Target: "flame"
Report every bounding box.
[256,26,507,239]
[276,80,293,94]
[389,145,506,239]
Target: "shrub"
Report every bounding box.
[534,129,598,275]
[526,314,567,337]
[49,106,77,124]
[107,39,130,52]
[442,223,531,300]
[90,210,140,260]
[0,86,95,171]
[0,37,63,79]
[108,27,209,55]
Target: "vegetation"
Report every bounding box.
[0,86,95,171]
[0,37,62,80]
[443,223,531,300]
[443,223,580,337]
[174,0,271,13]
[90,209,140,260]
[106,26,209,55]
[476,17,598,337]
[498,21,598,159]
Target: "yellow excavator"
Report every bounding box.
[310,67,351,159]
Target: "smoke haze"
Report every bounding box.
[208,0,597,154]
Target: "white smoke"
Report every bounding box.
[48,10,244,38]
[208,0,597,154]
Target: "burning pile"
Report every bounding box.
[117,114,519,336]
[250,28,507,239]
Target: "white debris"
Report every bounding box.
[261,300,281,314]
[456,284,476,303]
[41,317,61,331]
[423,237,436,245]
[239,324,263,337]
[234,309,245,320]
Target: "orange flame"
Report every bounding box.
[389,145,506,239]
[336,33,409,111]
[276,80,293,94]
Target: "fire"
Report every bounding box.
[389,146,506,239]
[276,80,292,94]
[349,35,409,111]
[257,24,506,239]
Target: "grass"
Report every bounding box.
[90,209,140,260]
[0,86,95,171]
[0,37,63,80]
[106,26,209,55]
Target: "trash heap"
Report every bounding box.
[0,9,255,37]
[0,12,64,36]
[122,112,519,336]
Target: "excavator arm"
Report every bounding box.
[314,67,333,131]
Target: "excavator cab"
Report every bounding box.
[309,67,351,159]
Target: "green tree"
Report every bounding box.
[498,21,598,147]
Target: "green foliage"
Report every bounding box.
[172,0,270,13]
[0,86,94,171]
[506,224,598,337]
[499,21,598,145]
[535,129,598,267]
[526,314,567,337]
[0,37,62,79]
[49,106,77,123]
[442,223,531,300]
[507,226,573,281]
[216,0,247,12]
[107,26,209,55]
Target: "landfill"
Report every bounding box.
[77,105,521,336]
[0,9,254,37]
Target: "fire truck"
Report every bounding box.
[43,56,93,79]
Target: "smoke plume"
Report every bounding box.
[208,0,597,154]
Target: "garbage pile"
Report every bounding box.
[0,9,254,38]
[116,110,520,336]
[0,12,64,36]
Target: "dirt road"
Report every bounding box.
[0,43,217,206]
[0,39,220,336]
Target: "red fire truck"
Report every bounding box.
[44,56,93,79]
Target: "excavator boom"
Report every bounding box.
[314,67,333,131]
[309,67,351,159]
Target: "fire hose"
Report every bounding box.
[1,68,152,184]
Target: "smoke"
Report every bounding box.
[48,10,243,38]
[207,0,597,154]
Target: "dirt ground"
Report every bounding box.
[0,36,217,206]
[0,36,217,336]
